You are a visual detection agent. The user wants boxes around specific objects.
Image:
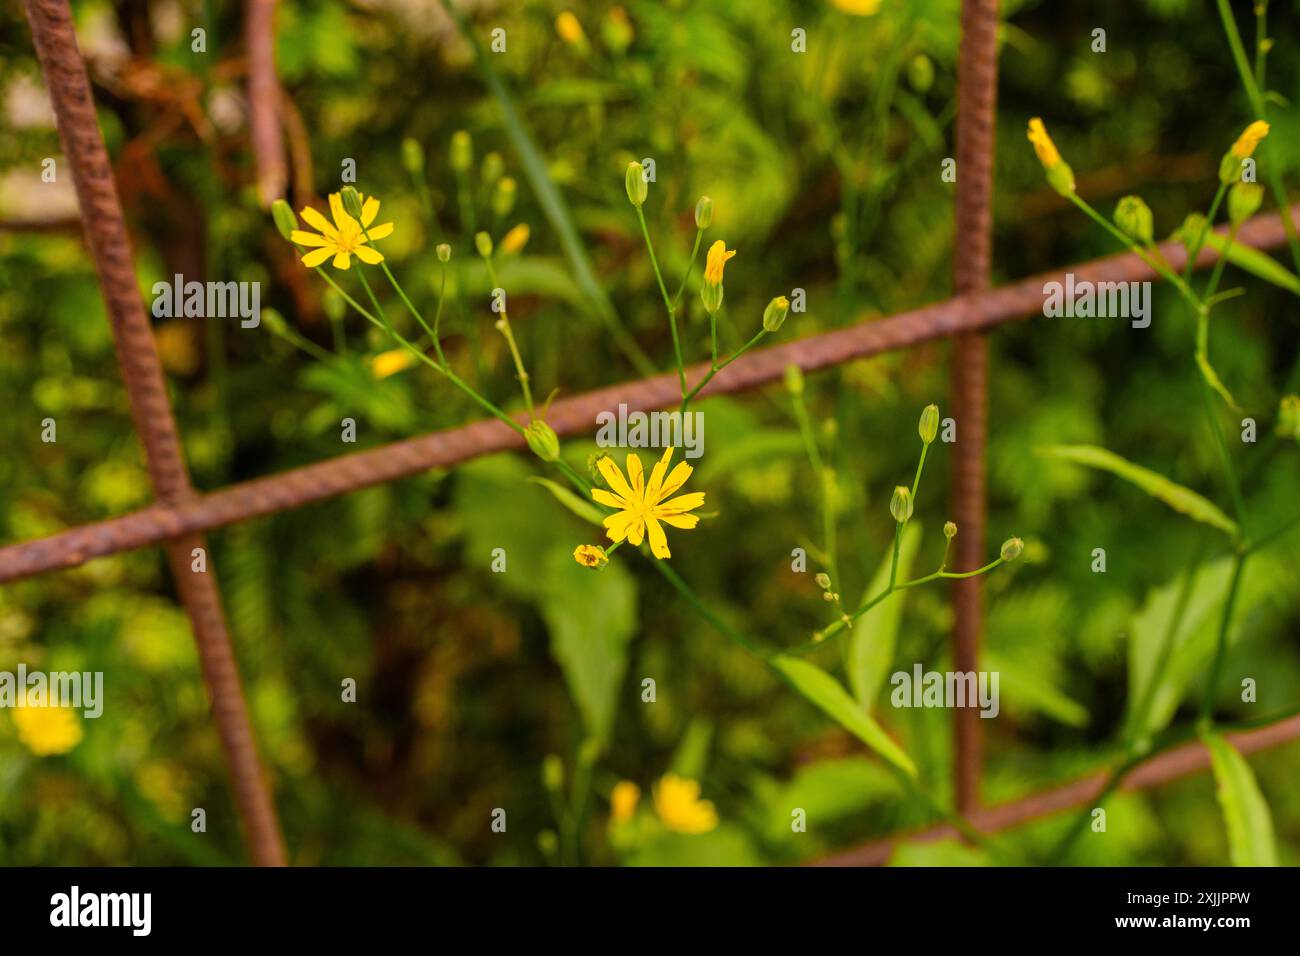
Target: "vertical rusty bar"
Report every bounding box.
[950,0,1000,813]
[24,0,286,866]
[246,0,287,207]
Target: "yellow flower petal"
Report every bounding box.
[290,229,331,247]
[332,250,352,270]
[592,487,629,510]
[655,491,705,516]
[1231,120,1270,159]
[301,246,334,268]
[626,452,645,498]
[644,446,674,502]
[596,455,636,502]
[353,245,384,265]
[645,516,671,559]
[656,461,694,502]
[658,513,700,530]
[328,192,351,228]
[603,509,639,543]
[1027,117,1061,169]
[703,240,736,285]
[300,206,337,237]
[361,196,380,227]
[625,516,646,547]
[363,222,394,241]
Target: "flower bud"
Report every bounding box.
[918,404,939,445]
[814,572,831,590]
[1277,394,1300,439]
[889,486,913,524]
[525,419,560,462]
[1221,120,1269,180]
[501,223,530,254]
[340,186,364,221]
[481,151,504,188]
[271,199,298,240]
[475,231,494,258]
[1114,195,1154,245]
[450,130,473,173]
[1228,181,1264,225]
[908,53,934,93]
[573,544,609,568]
[695,195,713,229]
[784,363,804,396]
[625,161,648,207]
[762,295,789,332]
[401,137,424,177]
[542,754,565,791]
[944,521,957,540]
[700,280,724,314]
[1179,213,1208,256]
[1000,537,1024,562]
[493,176,517,219]
[436,243,452,263]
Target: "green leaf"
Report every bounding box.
[1041,444,1238,538]
[844,523,922,710]
[1197,231,1300,297]
[769,655,916,776]
[538,545,637,747]
[526,477,605,527]
[889,838,993,867]
[1202,731,1279,866]
[985,651,1089,727]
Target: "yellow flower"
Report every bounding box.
[1026,117,1061,169]
[703,240,736,285]
[573,544,609,568]
[829,0,881,15]
[654,773,717,834]
[500,223,530,254]
[370,348,415,379]
[611,780,640,822]
[1231,120,1270,159]
[12,698,83,756]
[592,446,705,559]
[290,192,394,270]
[555,11,586,45]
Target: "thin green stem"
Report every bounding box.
[1199,551,1247,722]
[636,205,687,396]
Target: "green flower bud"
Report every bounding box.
[1000,537,1024,562]
[524,420,560,462]
[695,195,713,229]
[763,295,790,333]
[1228,182,1264,225]
[1046,160,1076,197]
[1277,394,1300,439]
[1179,213,1209,257]
[450,130,473,173]
[401,137,424,177]
[625,161,648,207]
[481,151,504,188]
[340,185,364,221]
[493,176,517,219]
[475,231,494,259]
[542,754,564,792]
[436,243,452,263]
[784,363,804,396]
[944,521,958,540]
[889,486,913,524]
[814,572,831,590]
[908,53,934,93]
[1218,150,1242,184]
[537,829,559,856]
[270,199,298,240]
[918,403,940,445]
[1114,195,1154,245]
[700,280,724,314]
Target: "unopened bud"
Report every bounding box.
[918,404,939,445]
[542,754,564,791]
[1228,182,1264,225]
[340,186,363,221]
[700,281,723,314]
[481,151,504,188]
[889,486,913,524]
[814,572,831,590]
[1277,394,1300,439]
[1000,537,1024,562]
[493,176,517,219]
[784,364,804,396]
[524,420,560,462]
[436,243,452,263]
[475,231,494,258]
[625,161,648,207]
[1114,195,1154,245]
[944,521,957,540]
[695,195,713,229]
[763,295,790,333]
[271,199,298,240]
[401,137,425,177]
[450,130,473,172]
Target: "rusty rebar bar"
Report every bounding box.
[23,0,286,866]
[813,715,1300,866]
[246,0,286,207]
[0,204,1296,585]
[950,0,1001,814]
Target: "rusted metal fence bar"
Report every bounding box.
[814,715,1300,866]
[23,0,286,866]
[1,205,1295,586]
[949,0,1001,813]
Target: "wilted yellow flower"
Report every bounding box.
[703,240,736,285]
[654,773,717,834]
[1231,120,1270,159]
[611,780,640,822]
[555,11,586,45]
[370,348,415,379]
[291,192,394,270]
[12,698,83,756]
[592,447,705,559]
[1026,118,1061,168]
[573,544,609,568]
[829,0,882,15]
[500,223,531,254]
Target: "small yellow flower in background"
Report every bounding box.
[370,347,415,379]
[1026,117,1061,168]
[592,446,705,559]
[573,544,609,568]
[703,239,737,285]
[290,192,394,270]
[500,223,531,254]
[829,0,882,15]
[555,11,586,46]
[611,780,640,822]
[12,697,83,756]
[654,773,717,834]
[1231,120,1270,159]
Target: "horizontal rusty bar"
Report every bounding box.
[813,714,1300,866]
[2,204,1297,585]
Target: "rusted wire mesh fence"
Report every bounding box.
[13,0,1300,866]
